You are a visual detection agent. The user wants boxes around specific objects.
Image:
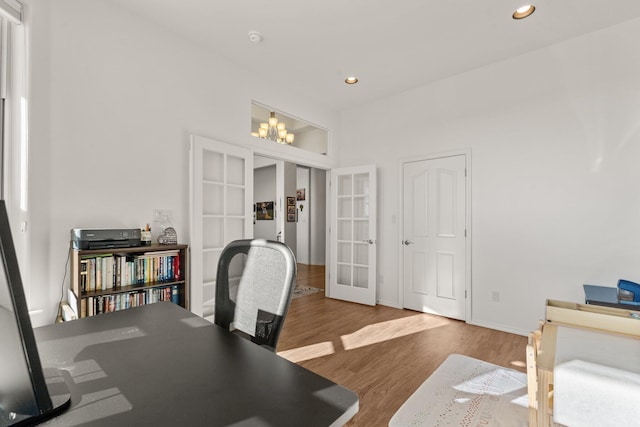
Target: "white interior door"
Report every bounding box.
[402,154,467,320]
[190,135,253,321]
[329,165,376,306]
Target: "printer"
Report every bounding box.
[618,279,640,305]
[71,228,141,250]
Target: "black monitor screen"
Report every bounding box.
[0,200,70,425]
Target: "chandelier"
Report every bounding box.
[252,111,295,145]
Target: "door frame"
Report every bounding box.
[398,148,472,321]
[189,135,334,312]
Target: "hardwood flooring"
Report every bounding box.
[295,263,326,290]
[279,264,527,426]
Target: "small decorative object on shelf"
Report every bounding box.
[158,212,178,245]
[158,213,177,245]
[158,227,177,245]
[141,224,152,246]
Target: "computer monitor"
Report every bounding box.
[0,200,70,425]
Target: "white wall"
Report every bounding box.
[22,0,640,334]
[296,167,310,264]
[254,166,277,240]
[295,128,328,155]
[339,18,640,335]
[282,161,297,255]
[23,0,338,326]
[295,166,327,266]
[309,168,326,265]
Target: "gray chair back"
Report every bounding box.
[214,239,296,351]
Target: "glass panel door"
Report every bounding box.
[329,165,376,305]
[190,135,253,320]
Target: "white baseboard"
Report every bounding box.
[467,319,529,337]
[376,299,401,309]
[374,299,529,337]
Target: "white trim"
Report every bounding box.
[244,134,335,170]
[1,19,8,99]
[398,148,472,322]
[376,298,401,309]
[0,0,22,24]
[467,319,528,337]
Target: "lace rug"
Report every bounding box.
[292,286,323,299]
[389,354,529,427]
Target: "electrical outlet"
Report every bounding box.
[491,291,500,303]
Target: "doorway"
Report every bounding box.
[253,156,327,291]
[401,153,470,320]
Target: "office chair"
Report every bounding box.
[214,239,297,352]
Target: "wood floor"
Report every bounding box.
[278,264,528,426]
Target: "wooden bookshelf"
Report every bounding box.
[69,244,189,318]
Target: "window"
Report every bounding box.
[0,0,28,298]
[0,0,24,204]
[250,102,329,155]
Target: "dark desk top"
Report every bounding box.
[36,302,358,426]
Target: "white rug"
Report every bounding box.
[389,354,529,427]
[292,286,323,299]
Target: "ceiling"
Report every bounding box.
[108,0,640,111]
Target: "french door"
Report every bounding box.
[328,165,377,306]
[190,135,253,320]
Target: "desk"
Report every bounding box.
[35,302,358,426]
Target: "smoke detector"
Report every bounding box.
[248,31,263,44]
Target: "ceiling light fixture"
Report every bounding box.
[512,5,535,19]
[251,111,294,145]
[345,76,359,85]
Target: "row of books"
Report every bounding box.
[79,250,181,292]
[77,285,180,318]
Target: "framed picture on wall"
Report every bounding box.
[287,213,296,222]
[296,188,305,201]
[287,196,295,206]
[256,201,274,220]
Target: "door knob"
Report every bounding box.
[403,240,414,245]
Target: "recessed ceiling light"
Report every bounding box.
[345,76,359,85]
[512,5,535,20]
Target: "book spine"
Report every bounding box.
[96,258,102,291]
[171,285,179,305]
[80,259,88,292]
[89,259,95,291]
[108,256,115,290]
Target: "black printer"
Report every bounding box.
[71,228,141,250]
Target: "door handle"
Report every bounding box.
[362,239,375,245]
[403,240,414,246]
